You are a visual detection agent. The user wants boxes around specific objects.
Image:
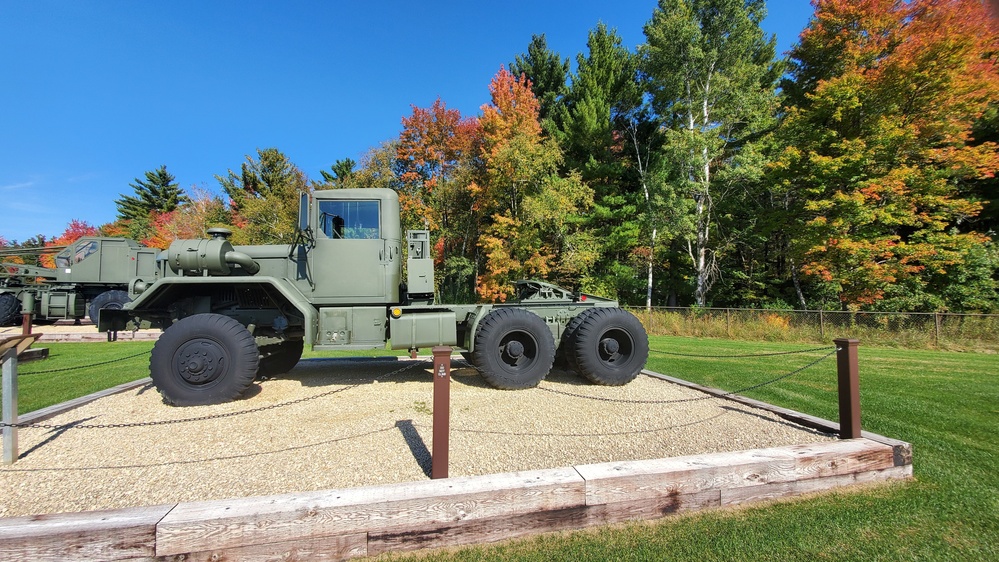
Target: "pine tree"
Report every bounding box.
[115,165,187,221]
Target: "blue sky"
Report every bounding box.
[0,1,815,243]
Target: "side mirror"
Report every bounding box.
[298,192,309,232]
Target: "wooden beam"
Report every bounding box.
[576,439,896,507]
[156,467,585,556]
[0,504,173,561]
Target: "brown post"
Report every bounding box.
[431,346,451,479]
[834,338,861,439]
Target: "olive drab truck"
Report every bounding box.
[0,237,158,326]
[98,188,650,406]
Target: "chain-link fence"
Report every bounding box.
[627,306,999,351]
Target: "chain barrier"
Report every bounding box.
[1,359,430,431]
[15,350,152,376]
[648,345,834,359]
[414,410,730,439]
[536,347,839,405]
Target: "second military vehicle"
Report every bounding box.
[1,237,158,326]
[100,188,649,406]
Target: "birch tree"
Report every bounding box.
[641,0,779,306]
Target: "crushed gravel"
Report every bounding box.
[0,356,836,518]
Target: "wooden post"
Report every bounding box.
[833,338,861,439]
[431,346,451,479]
[2,348,17,465]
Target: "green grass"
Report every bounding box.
[377,336,999,561]
[6,341,155,415]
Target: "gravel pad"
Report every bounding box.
[0,357,835,518]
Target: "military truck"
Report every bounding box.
[99,188,649,406]
[0,237,158,326]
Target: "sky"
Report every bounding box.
[0,0,816,244]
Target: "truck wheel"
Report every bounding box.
[472,308,555,390]
[150,314,260,406]
[89,290,131,325]
[557,308,599,371]
[572,308,649,386]
[258,340,304,377]
[0,293,21,326]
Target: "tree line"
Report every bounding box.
[3,0,997,312]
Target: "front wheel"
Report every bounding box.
[572,308,649,386]
[89,290,131,325]
[0,292,21,326]
[472,308,555,390]
[150,314,259,406]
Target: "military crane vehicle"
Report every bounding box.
[1,237,158,326]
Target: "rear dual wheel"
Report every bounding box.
[568,307,649,386]
[0,292,21,326]
[472,308,555,390]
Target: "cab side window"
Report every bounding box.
[318,201,380,239]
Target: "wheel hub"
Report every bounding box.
[600,337,620,356]
[176,340,226,384]
[503,340,525,359]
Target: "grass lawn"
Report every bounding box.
[4,337,997,560]
[378,336,998,561]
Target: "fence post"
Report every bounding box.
[819,310,825,338]
[726,308,732,337]
[833,338,861,439]
[2,348,18,465]
[431,346,451,479]
[934,313,941,346]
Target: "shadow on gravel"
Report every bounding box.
[395,419,432,477]
[18,416,97,460]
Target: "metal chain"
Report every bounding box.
[649,345,835,359]
[536,348,838,405]
[16,350,151,376]
[1,359,430,430]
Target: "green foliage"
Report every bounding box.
[509,34,569,128]
[641,0,781,307]
[216,148,310,245]
[115,165,188,222]
[317,158,357,189]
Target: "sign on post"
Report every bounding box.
[431,346,451,479]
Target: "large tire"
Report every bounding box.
[0,292,21,326]
[472,308,555,390]
[258,340,304,377]
[89,290,131,325]
[150,314,259,406]
[557,308,599,371]
[572,307,649,386]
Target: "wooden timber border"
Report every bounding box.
[0,371,913,561]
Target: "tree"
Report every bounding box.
[116,165,187,221]
[317,158,357,189]
[553,23,656,303]
[396,98,483,301]
[509,34,570,129]
[217,148,310,245]
[475,67,593,301]
[641,0,781,306]
[775,0,999,311]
